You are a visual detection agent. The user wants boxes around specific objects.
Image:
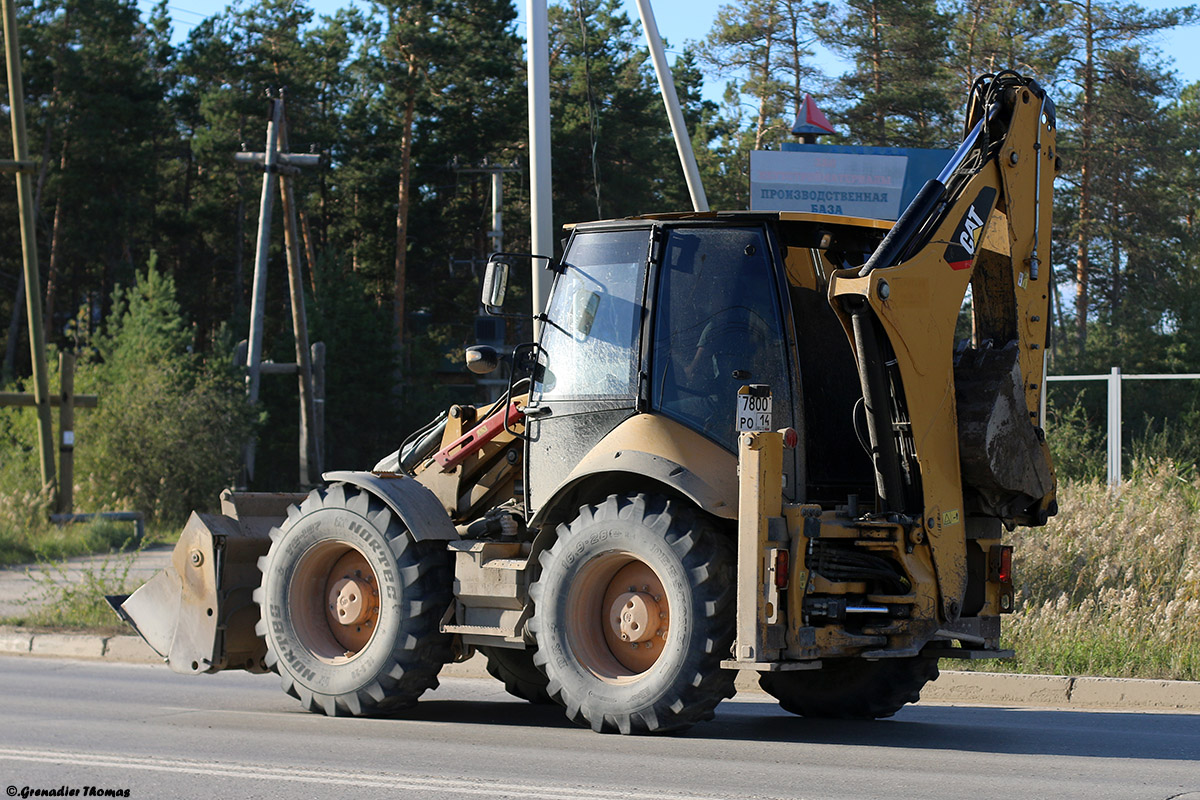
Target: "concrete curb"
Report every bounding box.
[3,626,1197,713]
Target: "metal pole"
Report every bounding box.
[527,0,553,325]
[243,99,282,480]
[490,171,503,254]
[58,352,74,513]
[3,0,55,498]
[1107,366,1122,487]
[634,0,709,212]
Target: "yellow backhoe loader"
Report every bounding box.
[112,70,1058,733]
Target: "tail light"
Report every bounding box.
[990,544,1015,613]
[997,546,1013,583]
[774,550,790,589]
[989,545,1014,583]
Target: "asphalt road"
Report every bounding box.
[0,656,1196,800]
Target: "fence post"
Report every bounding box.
[1107,366,1122,486]
[58,352,75,513]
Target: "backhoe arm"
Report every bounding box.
[828,71,1057,620]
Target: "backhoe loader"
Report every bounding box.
[112,70,1058,733]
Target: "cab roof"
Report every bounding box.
[566,210,893,256]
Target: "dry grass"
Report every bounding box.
[974,461,1200,681]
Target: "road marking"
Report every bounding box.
[0,747,766,800]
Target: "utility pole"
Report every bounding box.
[634,0,708,212]
[1,0,55,498]
[527,0,553,326]
[455,164,521,257]
[276,114,322,483]
[235,95,322,485]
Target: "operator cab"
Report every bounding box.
[487,212,887,516]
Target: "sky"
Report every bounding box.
[139,0,1200,104]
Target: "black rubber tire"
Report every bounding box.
[759,656,939,719]
[253,483,453,716]
[479,645,554,704]
[529,493,736,734]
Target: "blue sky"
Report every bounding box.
[139,0,1200,104]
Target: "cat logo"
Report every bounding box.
[944,186,998,271]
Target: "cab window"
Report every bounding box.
[535,229,648,401]
[651,227,789,450]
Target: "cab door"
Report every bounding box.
[524,227,652,514]
[649,224,799,497]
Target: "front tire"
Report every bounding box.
[254,483,453,716]
[529,493,736,734]
[759,656,939,719]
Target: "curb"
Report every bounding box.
[3,626,1197,713]
[0,629,162,664]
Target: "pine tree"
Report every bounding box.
[78,256,255,521]
[1055,0,1198,350]
[548,0,687,224]
[814,0,954,148]
[944,0,1070,98]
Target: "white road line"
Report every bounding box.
[0,748,758,800]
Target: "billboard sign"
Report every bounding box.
[750,143,954,221]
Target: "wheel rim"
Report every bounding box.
[567,552,670,681]
[289,540,381,664]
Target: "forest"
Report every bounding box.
[1,0,1199,511]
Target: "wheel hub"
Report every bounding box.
[596,560,670,675]
[329,577,372,626]
[320,550,379,655]
[609,591,660,643]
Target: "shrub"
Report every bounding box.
[1044,400,1106,482]
[72,255,256,523]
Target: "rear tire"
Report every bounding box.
[529,493,736,734]
[759,656,939,719]
[479,645,553,704]
[254,483,453,716]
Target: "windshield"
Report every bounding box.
[534,229,649,401]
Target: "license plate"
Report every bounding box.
[736,386,772,432]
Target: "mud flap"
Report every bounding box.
[111,491,304,675]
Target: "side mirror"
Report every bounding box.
[465,344,500,375]
[482,256,510,313]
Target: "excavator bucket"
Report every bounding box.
[108,490,305,674]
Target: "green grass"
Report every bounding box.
[0,488,177,567]
[2,552,140,633]
[0,488,167,630]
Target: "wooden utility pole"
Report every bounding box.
[235,95,323,486]
[2,0,55,498]
[276,114,322,482]
[0,353,98,515]
[243,99,282,426]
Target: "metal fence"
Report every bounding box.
[1045,368,1200,486]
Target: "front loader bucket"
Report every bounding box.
[111,491,305,675]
